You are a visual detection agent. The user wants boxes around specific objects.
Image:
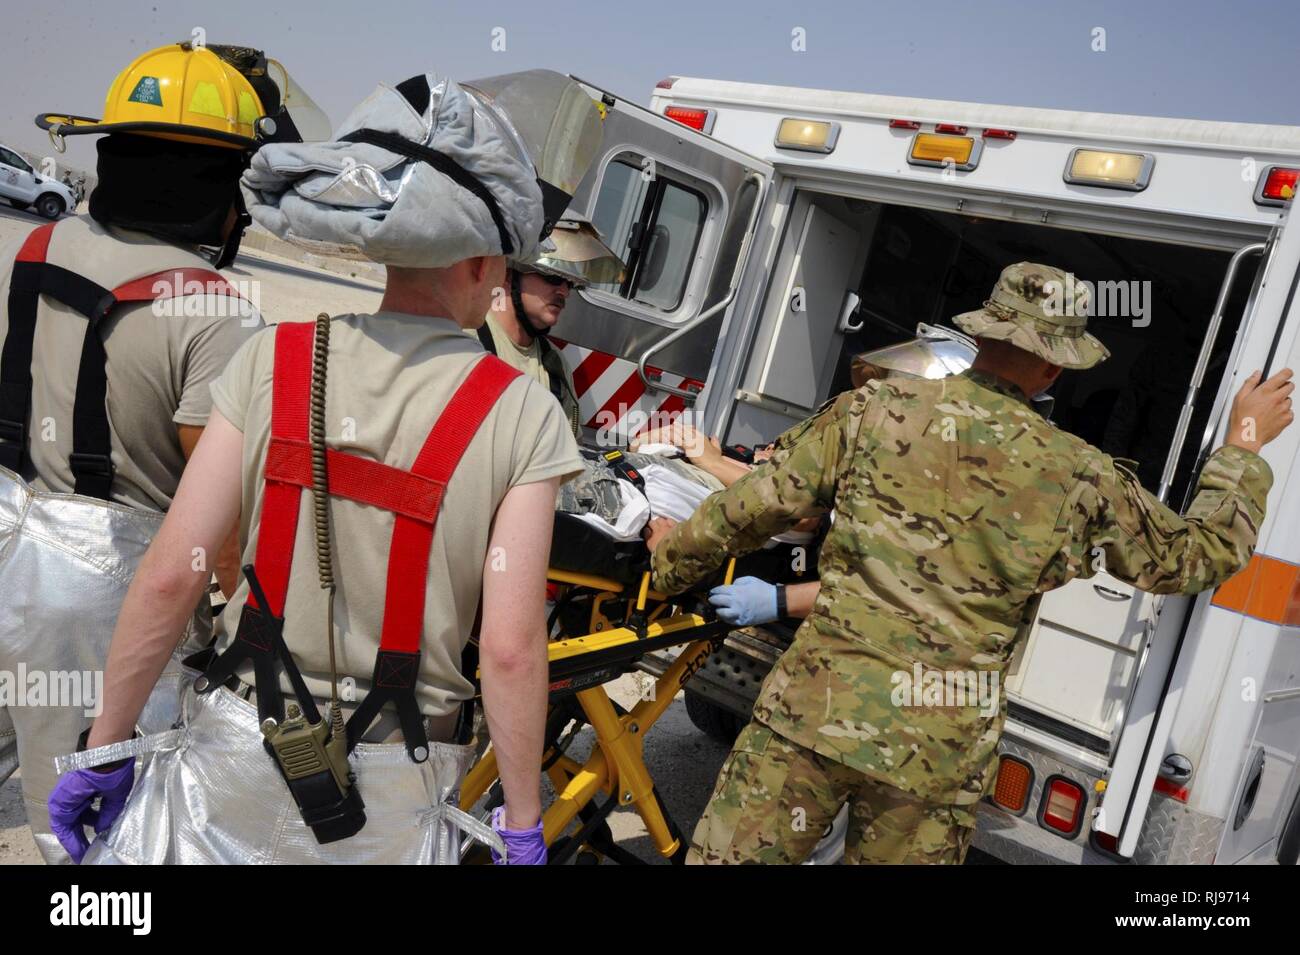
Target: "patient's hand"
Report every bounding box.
[632,422,714,463]
[642,517,678,552]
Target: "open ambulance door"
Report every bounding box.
[1099,204,1300,858]
[551,78,773,446]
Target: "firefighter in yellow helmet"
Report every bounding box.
[478,213,624,437]
[0,42,325,863]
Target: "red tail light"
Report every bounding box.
[1257,166,1299,205]
[1039,776,1086,837]
[664,106,713,133]
[1153,776,1189,802]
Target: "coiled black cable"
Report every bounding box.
[309,313,341,707]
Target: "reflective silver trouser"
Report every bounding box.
[0,465,206,864]
[81,682,493,864]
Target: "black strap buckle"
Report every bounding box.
[68,451,113,480]
[345,649,430,762]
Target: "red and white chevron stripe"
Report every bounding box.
[551,337,704,440]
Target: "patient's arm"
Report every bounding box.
[633,423,755,488]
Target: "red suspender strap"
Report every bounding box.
[15,222,56,263]
[380,356,521,654]
[111,268,244,306]
[249,320,315,616]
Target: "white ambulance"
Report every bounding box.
[552,74,1300,864]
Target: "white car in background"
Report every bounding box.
[0,143,77,218]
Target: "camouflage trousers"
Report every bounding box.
[689,722,977,864]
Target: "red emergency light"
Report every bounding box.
[935,122,968,135]
[1256,166,1299,206]
[982,128,1018,140]
[889,119,921,130]
[664,105,714,134]
[1153,775,1189,802]
[1039,776,1086,837]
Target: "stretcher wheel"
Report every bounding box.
[684,689,745,744]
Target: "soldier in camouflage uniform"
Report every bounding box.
[647,262,1294,864]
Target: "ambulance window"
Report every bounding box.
[591,157,706,314]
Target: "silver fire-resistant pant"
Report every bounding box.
[81,682,493,864]
[0,465,206,864]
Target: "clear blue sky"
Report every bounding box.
[3,0,1295,175]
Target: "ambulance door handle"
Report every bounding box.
[1093,584,1131,601]
[837,291,863,333]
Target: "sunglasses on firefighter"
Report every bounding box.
[537,273,577,290]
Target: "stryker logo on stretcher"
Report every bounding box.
[0,664,102,717]
[149,272,261,326]
[49,885,151,935]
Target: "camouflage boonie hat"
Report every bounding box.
[952,262,1110,370]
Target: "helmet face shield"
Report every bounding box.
[264,58,332,143]
[515,216,624,288]
[850,325,977,386]
[461,71,603,236]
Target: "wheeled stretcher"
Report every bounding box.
[459,514,740,864]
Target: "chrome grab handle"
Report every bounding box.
[637,171,768,400]
[1156,242,1265,502]
[1093,584,1132,601]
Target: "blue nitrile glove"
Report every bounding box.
[709,576,779,626]
[491,805,547,865]
[48,761,135,863]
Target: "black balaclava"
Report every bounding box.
[509,268,551,340]
[89,133,251,268]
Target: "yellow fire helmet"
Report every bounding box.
[36,42,329,151]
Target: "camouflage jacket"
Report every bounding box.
[651,369,1273,803]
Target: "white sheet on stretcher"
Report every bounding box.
[571,445,818,547]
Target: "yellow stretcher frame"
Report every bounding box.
[460,560,735,864]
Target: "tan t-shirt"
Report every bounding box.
[480,313,580,434]
[0,215,263,510]
[211,311,582,718]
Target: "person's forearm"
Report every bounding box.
[694,454,752,488]
[480,630,548,828]
[785,581,820,618]
[91,413,245,747]
[214,522,242,600]
[87,543,211,748]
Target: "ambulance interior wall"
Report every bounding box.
[827,202,1253,505]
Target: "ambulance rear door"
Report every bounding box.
[1101,196,1300,858]
[554,78,773,445]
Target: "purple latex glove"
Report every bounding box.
[490,806,547,865]
[47,761,134,863]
